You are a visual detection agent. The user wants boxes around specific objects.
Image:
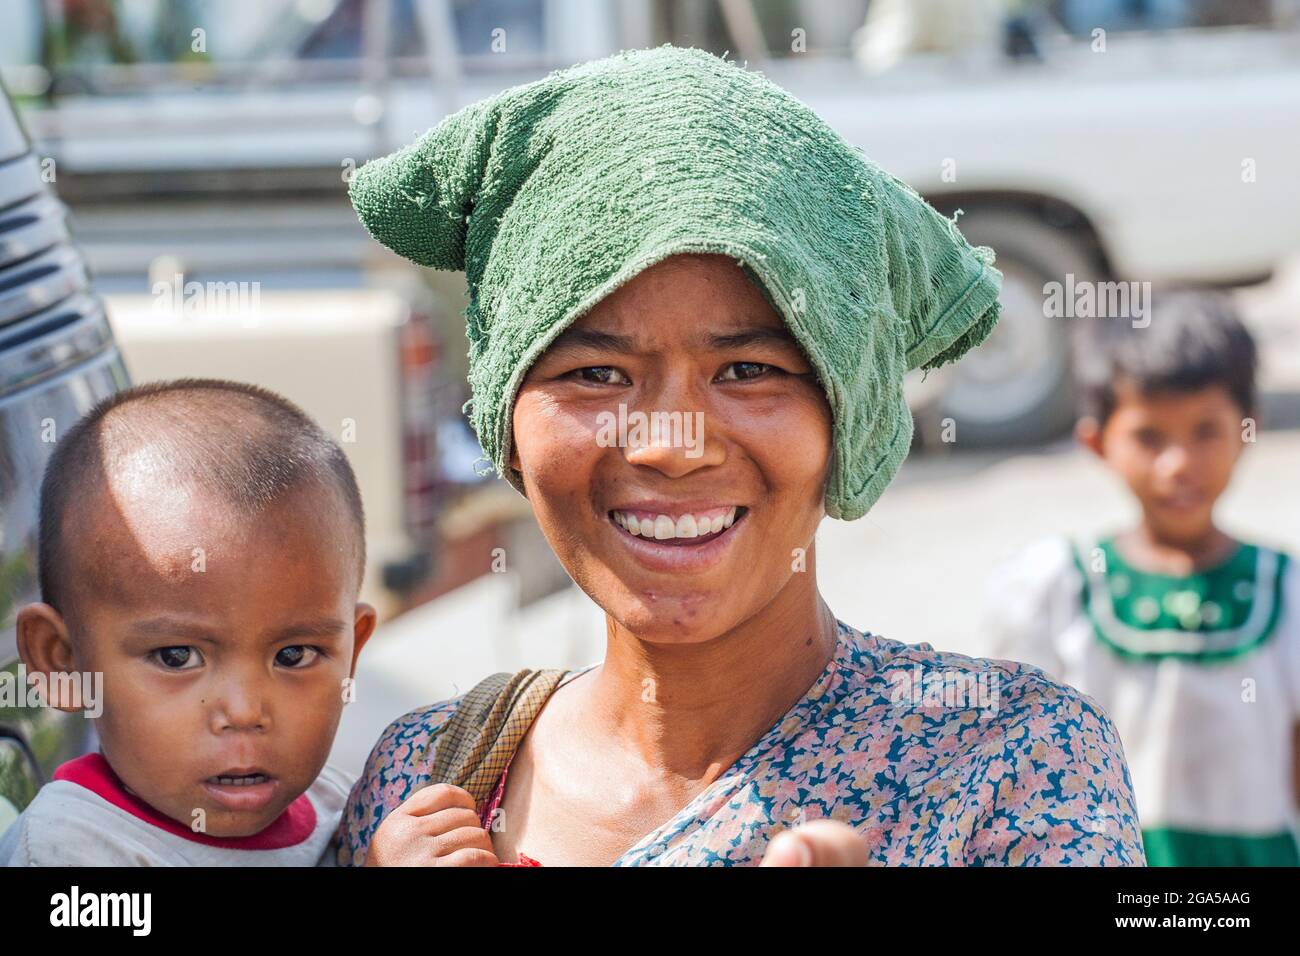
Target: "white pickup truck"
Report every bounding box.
[5,2,1299,448]
[811,19,1300,442]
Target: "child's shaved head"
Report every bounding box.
[38,378,366,623]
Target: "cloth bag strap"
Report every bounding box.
[424,668,569,810]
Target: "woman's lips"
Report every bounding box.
[607,506,749,570]
[201,771,279,813]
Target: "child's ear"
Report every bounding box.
[16,603,81,714]
[349,602,378,674]
[1075,416,1105,459]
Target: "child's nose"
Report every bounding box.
[211,686,270,733]
[1156,443,1192,477]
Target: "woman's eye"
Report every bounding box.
[275,645,321,668]
[572,366,630,385]
[152,646,202,670]
[717,361,773,382]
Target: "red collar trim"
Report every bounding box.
[53,753,317,850]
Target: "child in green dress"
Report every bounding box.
[986,292,1300,866]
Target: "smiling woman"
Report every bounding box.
[337,45,1146,867]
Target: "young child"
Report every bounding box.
[985,292,1300,866]
[0,379,376,865]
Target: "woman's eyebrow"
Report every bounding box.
[547,328,635,355]
[548,326,798,356]
[706,328,799,350]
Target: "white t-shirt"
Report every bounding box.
[0,752,351,866]
[984,535,1300,846]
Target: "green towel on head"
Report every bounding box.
[349,44,1001,521]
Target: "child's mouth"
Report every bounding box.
[203,770,279,813]
[211,772,270,787]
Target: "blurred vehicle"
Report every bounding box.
[841,0,1300,443]
[0,78,126,828]
[3,0,1298,452]
[103,283,451,618]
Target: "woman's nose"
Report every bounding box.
[619,383,724,478]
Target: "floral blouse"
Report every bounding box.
[336,619,1146,866]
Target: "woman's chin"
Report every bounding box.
[606,595,750,646]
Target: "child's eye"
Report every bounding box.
[1135,428,1163,450]
[716,361,774,382]
[275,646,321,668]
[1194,422,1223,441]
[570,366,630,386]
[152,646,202,670]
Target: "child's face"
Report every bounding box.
[1080,380,1248,545]
[58,480,374,838]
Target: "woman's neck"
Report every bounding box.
[584,570,839,785]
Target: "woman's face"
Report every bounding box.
[510,253,833,644]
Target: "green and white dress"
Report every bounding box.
[985,534,1300,866]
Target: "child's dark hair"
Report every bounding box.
[1073,291,1257,425]
[38,378,366,621]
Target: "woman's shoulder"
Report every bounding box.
[833,623,1135,810]
[830,623,1145,864]
[839,621,1116,734]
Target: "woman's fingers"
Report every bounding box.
[760,819,871,867]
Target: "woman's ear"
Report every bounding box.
[1075,416,1104,459]
[16,603,81,713]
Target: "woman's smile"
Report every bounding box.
[610,504,743,540]
[605,503,751,571]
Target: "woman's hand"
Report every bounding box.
[760,819,872,867]
[363,783,500,867]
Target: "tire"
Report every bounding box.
[935,207,1100,446]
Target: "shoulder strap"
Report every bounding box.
[424,668,569,810]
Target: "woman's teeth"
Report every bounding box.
[613,507,738,539]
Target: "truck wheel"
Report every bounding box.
[936,207,1098,446]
